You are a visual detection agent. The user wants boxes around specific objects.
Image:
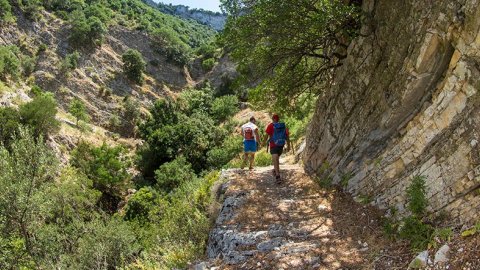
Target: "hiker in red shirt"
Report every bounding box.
[265,114,291,183]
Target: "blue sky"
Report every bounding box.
[155,0,222,12]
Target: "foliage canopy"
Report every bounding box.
[220,0,360,112]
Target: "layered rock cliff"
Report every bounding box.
[304,0,480,225]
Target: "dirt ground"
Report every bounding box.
[206,164,479,270]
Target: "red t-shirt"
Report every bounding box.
[266,122,289,148]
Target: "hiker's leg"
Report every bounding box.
[249,153,255,169]
[241,152,248,169]
[272,153,280,176]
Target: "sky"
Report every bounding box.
[156,0,222,12]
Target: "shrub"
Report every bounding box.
[206,135,243,169]
[202,57,215,71]
[122,49,146,84]
[254,150,272,167]
[0,45,21,80]
[69,11,106,48]
[0,107,21,147]
[21,55,36,76]
[155,156,197,193]
[69,98,89,125]
[0,129,58,268]
[0,0,14,24]
[61,51,80,72]
[37,43,48,54]
[19,93,60,138]
[399,216,434,251]
[407,175,428,217]
[121,97,141,137]
[210,95,239,122]
[71,142,131,211]
[151,28,191,66]
[71,218,140,269]
[196,43,215,58]
[124,187,162,223]
[178,88,214,115]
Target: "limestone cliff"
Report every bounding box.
[304,0,480,225]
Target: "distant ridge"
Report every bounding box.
[145,1,227,31]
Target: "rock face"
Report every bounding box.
[304,0,480,224]
[155,3,227,31]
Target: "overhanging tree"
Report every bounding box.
[220,0,360,112]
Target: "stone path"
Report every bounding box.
[202,165,411,270]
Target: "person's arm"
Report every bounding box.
[254,129,261,147]
[286,128,291,152]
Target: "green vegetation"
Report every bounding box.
[69,10,107,48]
[220,0,360,112]
[0,107,21,147]
[138,85,240,177]
[122,49,146,84]
[211,95,239,122]
[155,156,196,193]
[61,51,81,72]
[71,142,131,212]
[0,0,14,24]
[0,130,140,269]
[0,45,21,80]
[381,175,434,251]
[406,175,428,217]
[461,221,480,237]
[19,93,60,138]
[202,57,215,71]
[69,98,89,125]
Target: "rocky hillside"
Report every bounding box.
[304,0,480,225]
[154,2,227,31]
[0,1,223,142]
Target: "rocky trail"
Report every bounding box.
[199,164,414,270]
[194,163,480,270]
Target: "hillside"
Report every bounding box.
[0,0,242,268]
[154,2,227,31]
[0,0,221,138]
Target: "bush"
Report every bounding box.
[61,51,80,72]
[71,142,131,211]
[196,43,215,58]
[155,156,197,193]
[37,43,48,54]
[0,45,21,80]
[21,55,36,76]
[202,57,215,71]
[210,95,239,122]
[206,135,242,169]
[124,187,162,223]
[19,93,60,138]
[399,216,434,251]
[69,97,89,125]
[407,175,428,217]
[178,87,214,115]
[0,129,58,268]
[70,218,139,269]
[151,28,191,66]
[122,49,146,84]
[121,97,141,137]
[0,107,21,147]
[69,11,106,48]
[0,0,14,24]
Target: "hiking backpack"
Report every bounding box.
[272,122,287,146]
[243,126,255,140]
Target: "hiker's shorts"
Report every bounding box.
[270,146,284,156]
[243,140,257,153]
